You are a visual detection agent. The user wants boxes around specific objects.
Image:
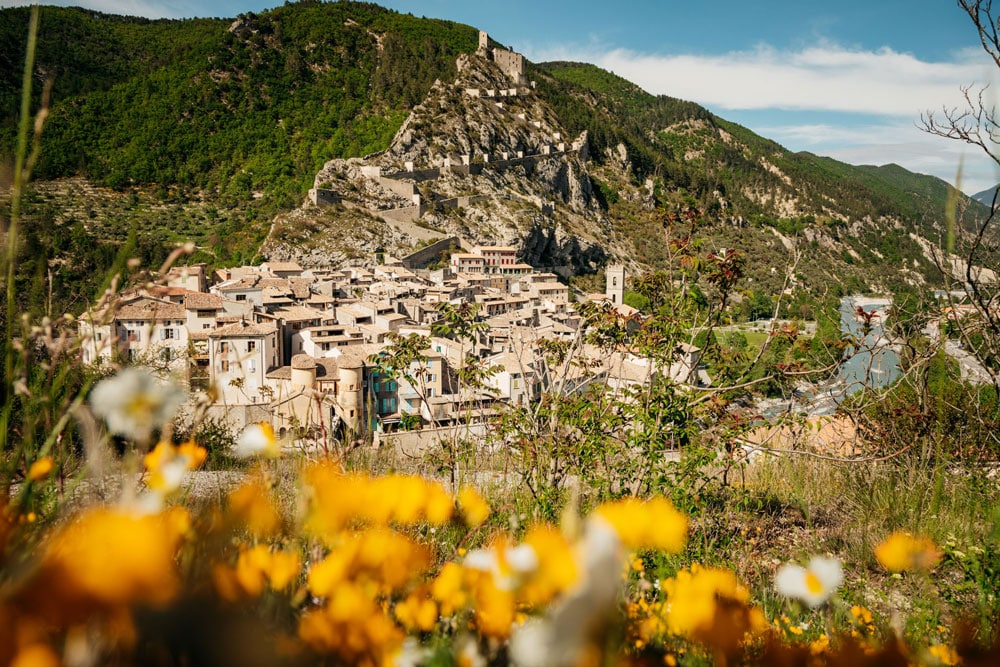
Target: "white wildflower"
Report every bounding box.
[235,421,279,458]
[511,518,624,667]
[90,367,185,442]
[775,555,843,608]
[464,542,539,591]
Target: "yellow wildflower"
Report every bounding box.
[464,537,539,593]
[458,486,491,528]
[298,582,404,662]
[143,440,207,495]
[928,643,960,666]
[660,564,751,637]
[468,569,516,638]
[143,441,173,473]
[395,590,438,632]
[26,456,54,482]
[267,550,301,590]
[519,525,579,607]
[875,531,942,572]
[307,529,430,598]
[431,562,468,616]
[850,604,876,636]
[593,497,687,553]
[810,633,830,655]
[20,508,183,625]
[220,545,302,599]
[304,466,455,536]
[177,439,208,468]
[235,545,273,597]
[228,476,281,537]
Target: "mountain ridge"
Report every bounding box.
[0,1,991,307]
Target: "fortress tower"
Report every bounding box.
[477,30,528,86]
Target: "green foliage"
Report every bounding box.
[622,290,649,311]
[176,416,241,469]
[0,2,476,211]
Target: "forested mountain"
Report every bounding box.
[1,2,476,205]
[0,1,991,313]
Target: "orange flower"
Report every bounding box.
[875,531,942,572]
[26,457,54,482]
[458,487,491,528]
[17,508,184,626]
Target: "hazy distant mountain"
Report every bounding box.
[972,185,998,206]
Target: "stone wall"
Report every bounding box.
[377,176,418,200]
[378,205,426,224]
[400,236,461,269]
[437,194,489,210]
[384,423,488,456]
[205,404,272,434]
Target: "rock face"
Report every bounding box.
[262,47,617,272]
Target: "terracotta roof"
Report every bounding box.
[315,358,339,379]
[291,354,317,370]
[306,294,336,305]
[214,276,261,291]
[289,278,313,299]
[146,286,189,297]
[335,352,364,369]
[274,305,328,322]
[264,261,303,272]
[184,292,224,310]
[115,297,186,321]
[209,319,277,337]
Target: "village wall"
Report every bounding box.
[377,176,418,200]
[384,423,488,456]
[205,404,272,432]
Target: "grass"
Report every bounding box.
[742,452,1000,634]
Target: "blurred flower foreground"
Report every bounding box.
[0,367,995,667]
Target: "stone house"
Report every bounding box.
[79,295,189,373]
[208,319,279,406]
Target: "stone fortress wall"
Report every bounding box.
[310,30,586,225]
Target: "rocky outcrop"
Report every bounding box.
[264,46,615,271]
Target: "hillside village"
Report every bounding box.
[73,32,707,451]
[78,248,704,450]
[68,29,994,457]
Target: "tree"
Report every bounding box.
[919,0,1000,396]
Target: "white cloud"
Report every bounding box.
[530,42,1000,117]
[528,40,1000,193]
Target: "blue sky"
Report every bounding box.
[5,0,1000,194]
